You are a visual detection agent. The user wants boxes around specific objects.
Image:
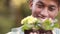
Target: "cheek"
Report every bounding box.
[48,11,58,18]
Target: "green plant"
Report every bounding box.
[21,15,59,31]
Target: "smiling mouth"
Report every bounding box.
[32,13,49,20]
[34,14,46,19]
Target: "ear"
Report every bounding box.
[29,0,33,10]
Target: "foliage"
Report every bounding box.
[21,16,59,31]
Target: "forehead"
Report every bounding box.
[33,0,57,3]
[33,0,57,6]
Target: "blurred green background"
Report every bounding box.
[0,0,60,34]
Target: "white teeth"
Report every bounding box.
[38,15,46,19]
[36,14,41,17]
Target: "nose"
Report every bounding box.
[40,8,49,18]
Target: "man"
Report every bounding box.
[7,0,60,34]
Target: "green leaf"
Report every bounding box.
[42,19,52,30]
[53,23,59,28]
[22,24,32,31]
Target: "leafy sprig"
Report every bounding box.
[21,16,59,31]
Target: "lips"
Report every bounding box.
[38,15,46,19]
[33,14,55,22]
[34,14,47,19]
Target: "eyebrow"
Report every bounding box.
[36,1,57,7]
[37,1,44,5]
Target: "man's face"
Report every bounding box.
[29,0,58,19]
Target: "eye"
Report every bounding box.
[48,6,56,11]
[36,1,44,8]
[37,4,44,8]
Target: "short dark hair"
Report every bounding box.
[54,0,60,6]
[58,0,60,6]
[29,0,60,7]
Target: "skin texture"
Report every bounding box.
[29,0,59,20]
